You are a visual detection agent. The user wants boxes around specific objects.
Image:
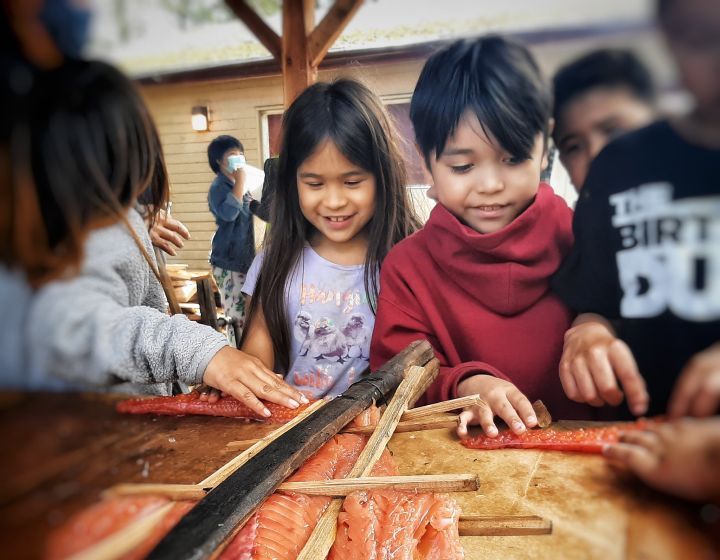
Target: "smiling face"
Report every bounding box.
[556,87,654,190]
[428,111,548,234]
[297,139,376,256]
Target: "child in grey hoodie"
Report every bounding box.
[1,58,305,418]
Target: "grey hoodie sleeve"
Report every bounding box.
[27,210,228,389]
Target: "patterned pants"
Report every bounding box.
[211,266,247,348]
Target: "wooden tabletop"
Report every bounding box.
[1,392,717,560]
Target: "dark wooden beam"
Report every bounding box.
[282,0,316,107]
[308,0,363,68]
[225,0,282,61]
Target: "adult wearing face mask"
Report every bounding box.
[207,135,256,347]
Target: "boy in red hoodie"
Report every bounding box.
[370,36,590,438]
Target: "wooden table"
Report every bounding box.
[1,393,717,560]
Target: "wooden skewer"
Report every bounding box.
[105,473,480,501]
[225,414,459,452]
[85,399,327,560]
[298,360,440,560]
[201,398,327,487]
[343,414,458,434]
[401,394,482,421]
[458,514,552,536]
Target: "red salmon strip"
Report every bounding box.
[115,393,315,423]
[461,418,660,453]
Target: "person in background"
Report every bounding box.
[207,135,255,347]
[552,49,657,191]
[553,0,720,503]
[240,79,420,399]
[370,36,592,440]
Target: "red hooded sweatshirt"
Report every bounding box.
[370,184,591,419]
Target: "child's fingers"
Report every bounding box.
[492,396,526,435]
[245,367,303,409]
[603,442,661,475]
[572,359,604,406]
[247,360,309,406]
[619,430,665,458]
[225,380,272,418]
[457,410,472,439]
[668,366,702,418]
[507,390,537,428]
[608,339,648,416]
[559,357,580,401]
[586,348,624,406]
[458,405,497,438]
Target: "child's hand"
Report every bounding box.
[603,417,720,502]
[456,374,538,438]
[668,343,720,418]
[560,316,649,415]
[194,384,223,403]
[149,214,190,256]
[202,347,308,417]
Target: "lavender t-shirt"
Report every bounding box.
[242,247,373,398]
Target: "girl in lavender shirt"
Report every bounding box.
[240,79,420,398]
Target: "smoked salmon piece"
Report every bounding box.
[330,491,464,560]
[47,406,464,560]
[461,418,660,453]
[115,393,316,423]
[44,496,170,560]
[328,447,464,560]
[221,433,366,560]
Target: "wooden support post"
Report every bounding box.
[282,0,316,106]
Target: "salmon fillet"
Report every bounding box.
[328,452,464,560]
[44,496,170,560]
[461,418,661,453]
[116,393,316,423]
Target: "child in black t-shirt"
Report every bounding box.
[553,0,720,503]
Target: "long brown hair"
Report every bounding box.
[2,57,168,286]
[246,79,421,373]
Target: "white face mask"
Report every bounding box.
[226,154,246,173]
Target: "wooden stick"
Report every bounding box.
[401,394,482,420]
[297,359,440,560]
[458,514,552,536]
[225,413,458,451]
[104,484,206,501]
[332,414,457,434]
[281,473,479,495]
[201,398,327,487]
[105,473,480,500]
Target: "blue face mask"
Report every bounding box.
[226,154,246,173]
[40,0,93,58]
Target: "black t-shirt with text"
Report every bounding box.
[553,121,720,417]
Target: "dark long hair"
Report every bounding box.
[247,79,420,373]
[2,57,168,286]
